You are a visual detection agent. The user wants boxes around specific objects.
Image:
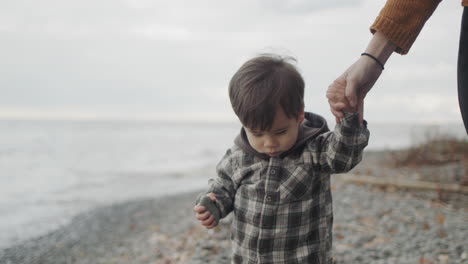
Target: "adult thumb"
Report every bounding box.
[357,98,364,124]
[345,80,358,108]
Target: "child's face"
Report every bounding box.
[244,107,304,157]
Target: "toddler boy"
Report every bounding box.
[194,54,369,263]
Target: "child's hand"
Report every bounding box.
[193,193,218,229]
[327,78,357,123]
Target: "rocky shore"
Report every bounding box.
[1,152,467,264]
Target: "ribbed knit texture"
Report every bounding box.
[370,0,442,54]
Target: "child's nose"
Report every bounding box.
[264,136,278,148]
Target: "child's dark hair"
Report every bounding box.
[229,54,304,130]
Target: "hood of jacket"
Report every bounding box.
[234,112,329,160]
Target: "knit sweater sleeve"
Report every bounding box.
[370,0,442,55]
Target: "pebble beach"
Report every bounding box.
[1,152,467,264]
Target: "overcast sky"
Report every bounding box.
[0,0,464,123]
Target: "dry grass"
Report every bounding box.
[386,131,468,186]
[389,134,468,168]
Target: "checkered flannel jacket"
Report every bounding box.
[199,112,369,264]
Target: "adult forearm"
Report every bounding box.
[370,0,441,54]
[364,31,397,66]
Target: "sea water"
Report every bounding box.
[0,119,465,249]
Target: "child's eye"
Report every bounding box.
[275,130,287,135]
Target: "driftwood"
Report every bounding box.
[341,174,468,194]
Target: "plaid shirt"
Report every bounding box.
[197,112,369,264]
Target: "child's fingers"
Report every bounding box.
[206,222,217,229]
[205,218,217,229]
[202,214,215,226]
[193,205,206,214]
[207,192,217,201]
[196,211,211,221]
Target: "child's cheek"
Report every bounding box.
[254,139,263,151]
[248,136,262,152]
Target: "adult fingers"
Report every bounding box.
[334,77,347,87]
[345,80,358,108]
[327,82,346,101]
[329,101,346,111]
[327,95,346,113]
[326,89,341,101]
[357,98,364,124]
[330,106,344,119]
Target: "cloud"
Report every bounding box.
[0,0,463,123]
[386,62,454,81]
[259,0,365,14]
[130,25,191,41]
[364,94,462,123]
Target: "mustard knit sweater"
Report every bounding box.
[371,0,467,55]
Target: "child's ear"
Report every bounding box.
[298,108,305,123]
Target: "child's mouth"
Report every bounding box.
[268,151,280,156]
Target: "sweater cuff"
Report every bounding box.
[370,16,416,55]
[370,0,441,55]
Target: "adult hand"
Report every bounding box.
[327,55,383,123]
[326,78,355,123]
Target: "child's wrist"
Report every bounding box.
[342,111,357,119]
[341,111,359,124]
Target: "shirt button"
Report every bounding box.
[271,169,276,175]
[266,196,272,201]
